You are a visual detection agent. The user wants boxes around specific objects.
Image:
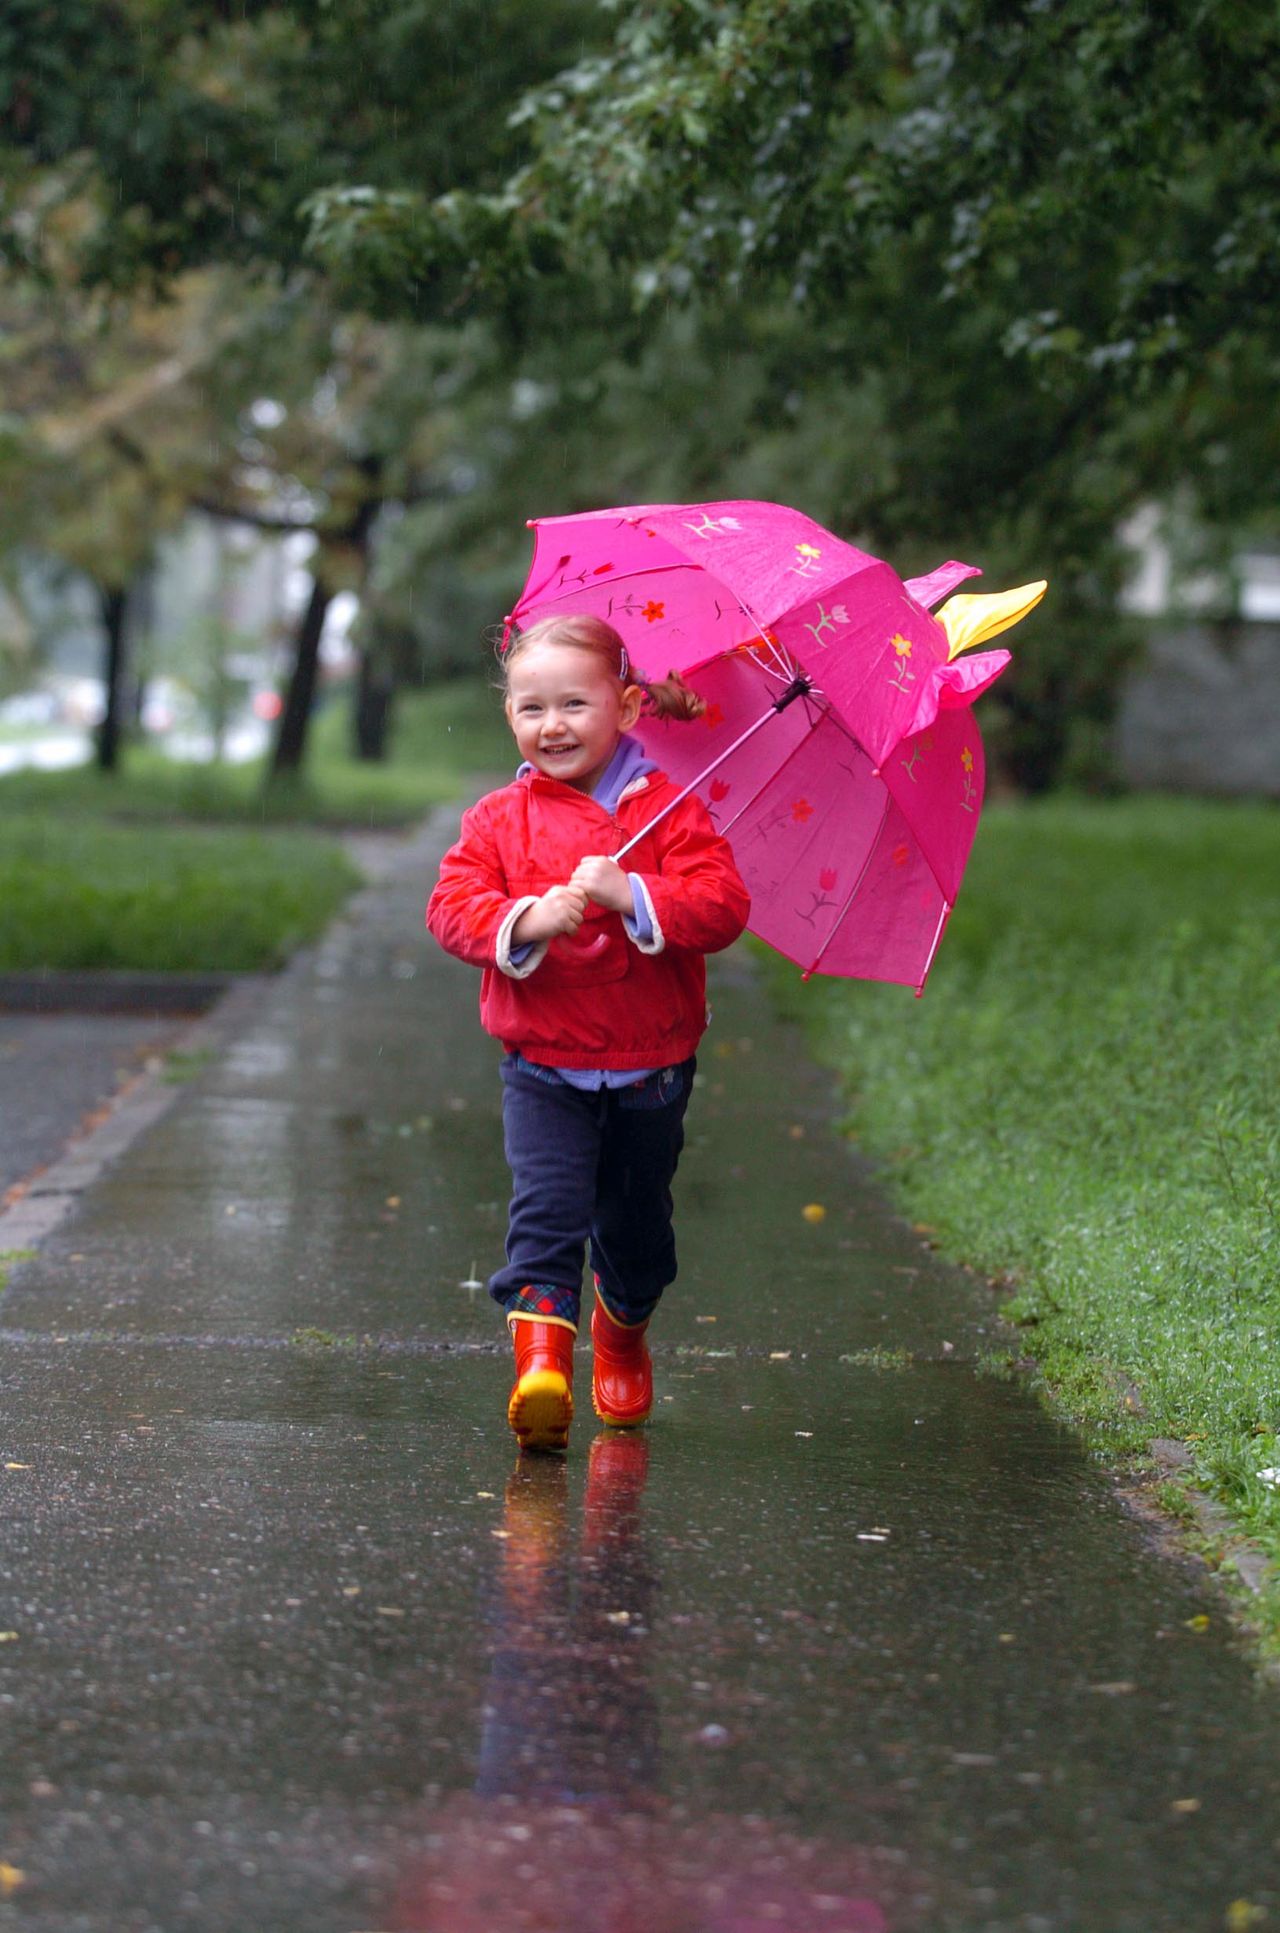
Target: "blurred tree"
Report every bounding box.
[297,0,1280,785]
[0,0,607,291]
[0,272,243,767]
[1,0,609,766]
[8,2,1278,786]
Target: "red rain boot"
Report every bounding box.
[507,1314,575,1452]
[590,1291,653,1427]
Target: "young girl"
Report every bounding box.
[426,613,750,1453]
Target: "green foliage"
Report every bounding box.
[1,0,608,289]
[0,813,359,972]
[6,2,1278,791]
[766,795,1280,1629]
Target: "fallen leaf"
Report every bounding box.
[0,1633,18,1644]
[769,1350,792,1361]
[795,1431,814,1439]
[375,1606,405,1618]
[4,1463,30,1471]
[1185,1614,1211,1632]
[695,1315,717,1323]
[0,1864,25,1899]
[1088,1681,1137,1696]
[341,1585,361,1597]
[801,1203,826,1223]
[385,1195,401,1210]
[1171,1797,1201,1814]
[1225,1901,1265,1931]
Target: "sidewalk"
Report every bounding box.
[1,807,1279,1932]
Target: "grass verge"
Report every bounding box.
[0,817,361,972]
[0,676,509,972]
[762,794,1280,1644]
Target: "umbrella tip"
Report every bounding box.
[525,518,535,528]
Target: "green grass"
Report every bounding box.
[0,676,512,972]
[765,794,1280,1640]
[0,676,511,829]
[0,815,362,972]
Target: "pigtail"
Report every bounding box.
[639,670,706,722]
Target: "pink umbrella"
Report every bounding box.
[508,500,1044,992]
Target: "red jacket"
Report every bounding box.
[426,767,750,1069]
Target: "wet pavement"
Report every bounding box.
[0,1014,189,1201]
[2,810,1279,1931]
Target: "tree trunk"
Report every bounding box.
[95,583,129,773]
[267,462,384,781]
[269,573,332,777]
[352,648,394,761]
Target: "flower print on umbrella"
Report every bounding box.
[556,558,615,590]
[790,542,823,579]
[960,744,977,813]
[753,796,814,844]
[802,601,850,649]
[797,867,840,926]
[886,634,916,694]
[609,591,667,623]
[707,777,731,822]
[683,512,743,540]
[899,733,932,783]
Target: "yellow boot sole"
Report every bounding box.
[508,1368,573,1452]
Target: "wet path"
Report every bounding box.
[1,810,1279,1931]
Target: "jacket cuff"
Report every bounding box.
[623,874,665,955]
[496,897,548,978]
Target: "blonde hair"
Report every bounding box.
[501,612,705,722]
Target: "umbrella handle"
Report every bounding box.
[612,677,811,862]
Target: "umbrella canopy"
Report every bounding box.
[509,500,1044,991]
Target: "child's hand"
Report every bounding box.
[569,855,633,915]
[512,885,589,945]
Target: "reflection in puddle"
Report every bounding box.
[390,1437,914,1931]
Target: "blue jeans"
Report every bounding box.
[490,1054,696,1329]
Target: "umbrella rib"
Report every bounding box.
[716,691,858,839]
[716,704,827,839]
[612,701,790,861]
[801,795,892,982]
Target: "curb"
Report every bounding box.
[0,970,239,1015]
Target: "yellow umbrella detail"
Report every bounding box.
[935,581,1048,661]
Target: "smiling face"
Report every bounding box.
[504,641,643,794]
